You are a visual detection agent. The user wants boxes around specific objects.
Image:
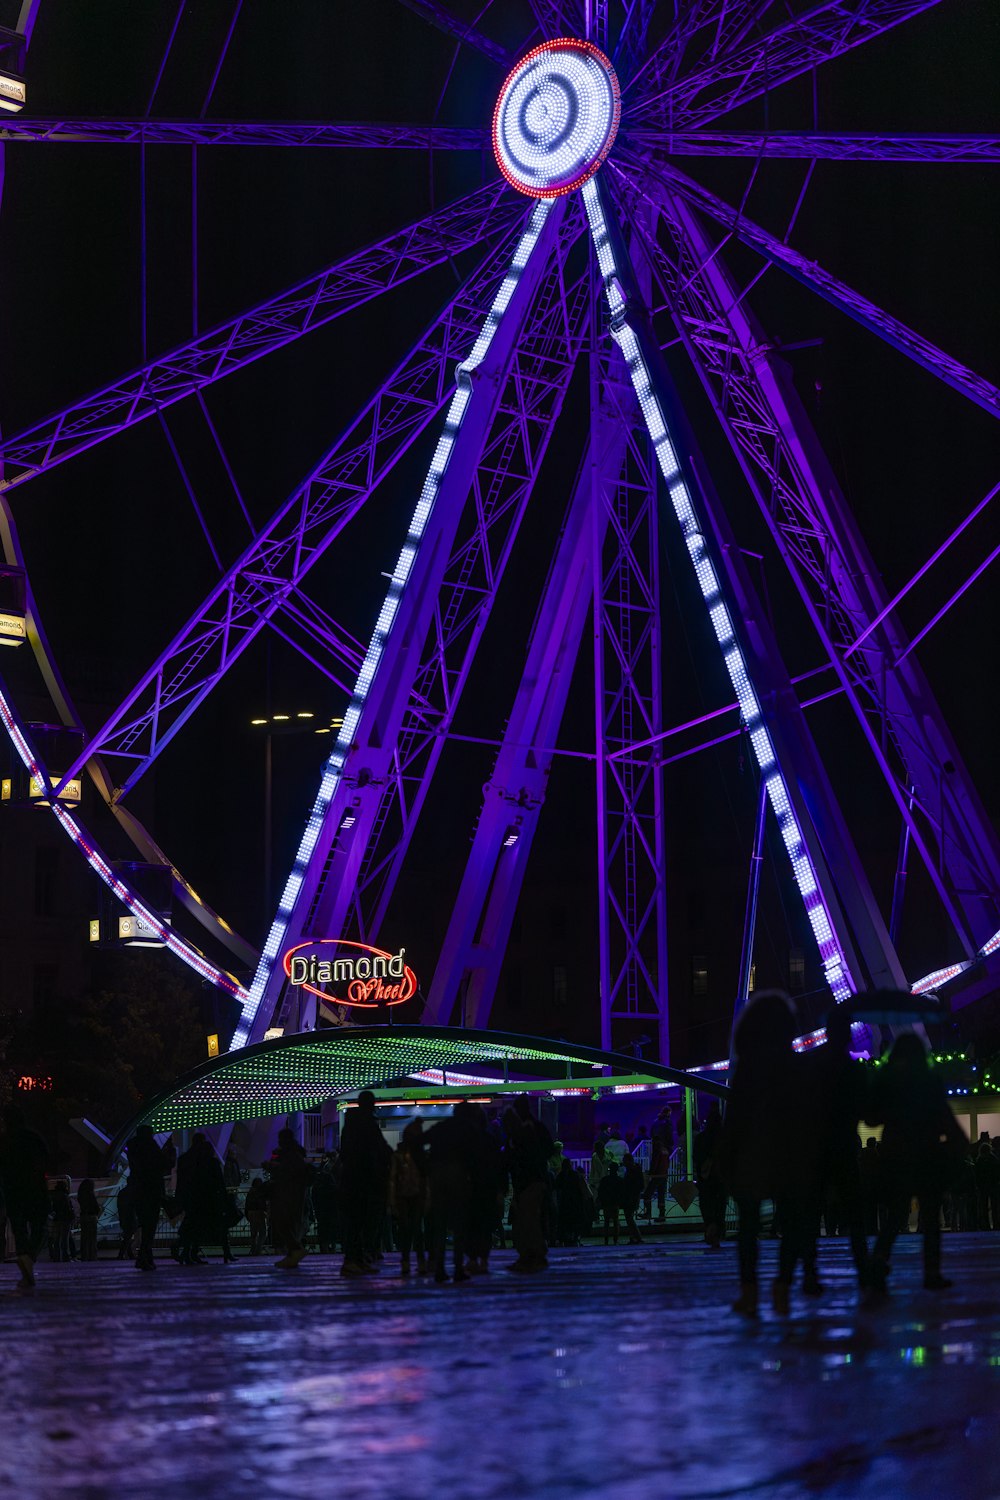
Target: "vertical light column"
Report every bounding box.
[581,174,854,1003]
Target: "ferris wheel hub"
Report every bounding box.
[492,39,621,200]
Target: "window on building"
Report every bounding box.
[692,955,709,997]
[34,845,58,917]
[552,964,568,1009]
[789,947,806,993]
[33,963,58,1008]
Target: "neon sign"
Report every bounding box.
[282,939,417,1009]
[18,1075,53,1092]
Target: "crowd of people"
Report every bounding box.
[0,1002,989,1303]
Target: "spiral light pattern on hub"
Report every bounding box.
[493,39,620,199]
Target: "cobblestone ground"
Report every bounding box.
[3,1234,1000,1499]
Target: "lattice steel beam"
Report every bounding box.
[0,117,487,149]
[619,156,1000,420]
[341,216,590,947]
[424,366,621,1030]
[624,129,1000,163]
[395,0,510,63]
[0,179,522,491]
[242,201,568,1046]
[53,214,534,799]
[624,0,775,99]
[592,357,670,1057]
[624,173,1000,954]
[629,0,945,129]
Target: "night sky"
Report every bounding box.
[0,0,997,1060]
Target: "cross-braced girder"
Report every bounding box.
[237,198,569,1046]
[0,118,488,149]
[54,210,535,800]
[624,131,1000,164]
[628,0,946,130]
[622,175,1000,957]
[0,180,522,492]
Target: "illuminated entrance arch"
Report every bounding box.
[106,1024,727,1163]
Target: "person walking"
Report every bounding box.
[0,1106,50,1289]
[642,1132,670,1223]
[425,1104,476,1284]
[597,1160,621,1244]
[620,1153,644,1244]
[866,1033,968,1294]
[693,1102,727,1250]
[339,1091,392,1276]
[503,1097,554,1273]
[312,1153,342,1254]
[800,1007,871,1292]
[269,1128,311,1268]
[245,1176,270,1255]
[128,1124,166,1271]
[719,991,813,1317]
[390,1121,428,1275]
[77,1178,101,1261]
[48,1181,76,1261]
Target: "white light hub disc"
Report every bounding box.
[492,38,621,199]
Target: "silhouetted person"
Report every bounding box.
[117,1179,138,1260]
[312,1153,341,1255]
[390,1122,427,1275]
[426,1103,477,1283]
[48,1181,75,1261]
[245,1177,270,1255]
[866,1032,968,1293]
[974,1141,1000,1230]
[597,1161,621,1244]
[620,1153,644,1244]
[643,1132,670,1222]
[694,1102,726,1250]
[720,990,812,1316]
[590,1139,610,1201]
[801,1007,870,1291]
[466,1106,505,1272]
[858,1138,881,1234]
[270,1128,311,1268]
[340,1090,392,1276]
[555,1156,585,1246]
[77,1178,100,1261]
[128,1124,166,1271]
[503,1097,553,1273]
[0,1105,50,1289]
[176,1133,226,1264]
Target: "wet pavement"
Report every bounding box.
[3,1234,1000,1499]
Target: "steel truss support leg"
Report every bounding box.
[341,213,589,945]
[423,345,629,1031]
[235,198,567,1048]
[592,353,670,1059]
[631,184,1000,958]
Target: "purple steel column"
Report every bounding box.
[423,348,627,1030]
[341,215,590,945]
[237,199,567,1046]
[591,345,670,1060]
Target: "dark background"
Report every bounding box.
[0,0,997,1081]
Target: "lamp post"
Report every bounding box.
[250,711,343,926]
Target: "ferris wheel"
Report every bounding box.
[1,0,998,1068]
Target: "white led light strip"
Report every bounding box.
[232,199,554,1049]
[582,175,854,1006]
[0,683,247,1001]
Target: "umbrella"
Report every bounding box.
[845,989,948,1026]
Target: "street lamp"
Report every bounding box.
[249,711,344,922]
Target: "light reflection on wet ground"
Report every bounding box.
[3,1235,1000,1498]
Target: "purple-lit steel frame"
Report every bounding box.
[614,170,1000,958]
[0,118,488,148]
[0,180,522,492]
[3,0,999,1056]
